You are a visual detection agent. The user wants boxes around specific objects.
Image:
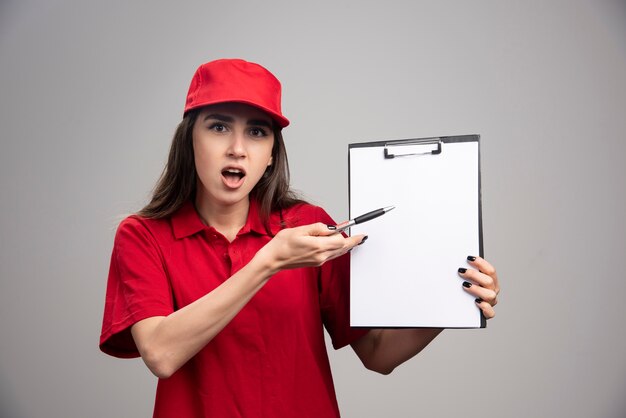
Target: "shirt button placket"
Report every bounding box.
[230,240,243,273]
[209,231,231,277]
[222,244,232,276]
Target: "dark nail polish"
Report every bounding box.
[467,255,476,261]
[458,268,467,273]
[327,224,337,230]
[475,298,483,303]
[358,235,369,245]
[463,281,472,288]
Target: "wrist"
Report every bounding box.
[250,244,281,278]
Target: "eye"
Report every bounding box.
[209,123,228,133]
[249,127,268,138]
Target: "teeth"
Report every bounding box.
[225,169,243,174]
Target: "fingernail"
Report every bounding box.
[458,267,467,273]
[467,255,476,261]
[463,281,472,288]
[358,235,369,245]
[475,298,483,304]
[327,224,337,230]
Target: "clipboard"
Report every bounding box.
[348,135,485,328]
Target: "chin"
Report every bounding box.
[214,190,252,208]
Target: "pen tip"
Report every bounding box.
[384,205,395,212]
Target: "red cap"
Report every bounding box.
[184,58,289,128]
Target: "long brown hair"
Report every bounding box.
[137,108,304,232]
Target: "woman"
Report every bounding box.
[100,58,500,417]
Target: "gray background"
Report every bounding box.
[1,1,625,417]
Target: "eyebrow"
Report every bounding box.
[247,119,272,128]
[203,113,234,123]
[203,113,272,128]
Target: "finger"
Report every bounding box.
[347,234,367,248]
[327,234,366,257]
[318,222,344,237]
[461,281,498,306]
[324,234,368,261]
[475,299,496,319]
[467,255,499,290]
[458,268,496,291]
[303,222,341,237]
[309,228,366,254]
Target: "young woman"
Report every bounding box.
[100,58,500,418]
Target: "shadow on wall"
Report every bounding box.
[0,373,24,418]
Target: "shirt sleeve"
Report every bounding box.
[314,206,370,349]
[99,216,174,358]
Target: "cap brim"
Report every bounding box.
[184,99,289,128]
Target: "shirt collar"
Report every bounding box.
[237,198,283,237]
[171,199,281,240]
[171,200,207,240]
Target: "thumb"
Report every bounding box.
[305,222,339,237]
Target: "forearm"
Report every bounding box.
[131,222,363,379]
[352,328,443,375]
[132,252,275,378]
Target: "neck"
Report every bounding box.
[194,194,250,242]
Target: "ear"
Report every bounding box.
[267,156,273,167]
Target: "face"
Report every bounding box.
[192,103,275,210]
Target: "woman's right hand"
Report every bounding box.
[256,223,367,275]
[130,225,364,379]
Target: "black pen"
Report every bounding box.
[334,206,395,233]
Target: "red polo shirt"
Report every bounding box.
[100,199,368,418]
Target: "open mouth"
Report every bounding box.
[221,167,246,188]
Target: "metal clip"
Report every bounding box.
[384,138,442,159]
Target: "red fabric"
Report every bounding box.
[100,199,368,417]
[184,59,289,128]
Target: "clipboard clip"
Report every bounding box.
[383,138,442,159]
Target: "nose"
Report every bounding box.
[226,130,246,159]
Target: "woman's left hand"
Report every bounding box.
[458,256,500,319]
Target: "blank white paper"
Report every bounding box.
[349,137,483,328]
